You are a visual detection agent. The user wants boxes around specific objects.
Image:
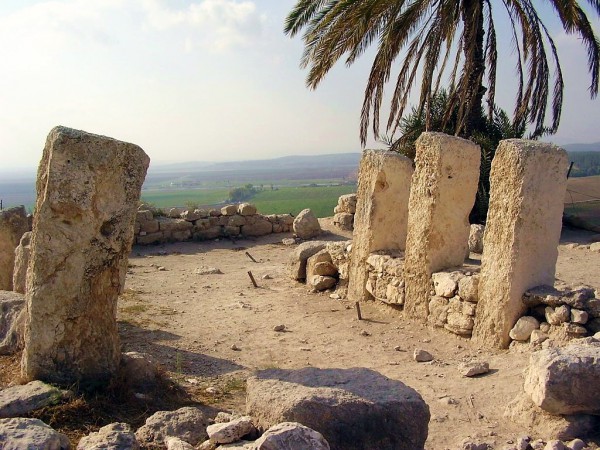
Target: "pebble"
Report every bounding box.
[158,266,167,271]
[360,330,371,336]
[205,387,219,395]
[230,344,241,351]
[413,349,434,362]
[262,274,273,280]
[273,324,286,332]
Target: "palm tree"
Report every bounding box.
[284,0,600,145]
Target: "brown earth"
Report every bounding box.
[2,219,599,449]
[116,219,600,450]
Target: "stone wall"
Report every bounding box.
[134,203,293,245]
[332,194,356,231]
[292,134,590,350]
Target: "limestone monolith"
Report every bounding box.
[472,139,568,348]
[403,133,480,320]
[0,206,30,291]
[21,126,149,384]
[347,150,413,302]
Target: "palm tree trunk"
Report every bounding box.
[461,0,486,137]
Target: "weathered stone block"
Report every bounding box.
[12,231,31,294]
[221,205,238,216]
[238,203,257,216]
[246,368,429,450]
[333,212,354,231]
[21,126,149,385]
[473,140,568,348]
[241,217,272,237]
[293,209,321,239]
[289,241,327,281]
[348,151,413,303]
[306,250,332,281]
[523,341,600,415]
[0,206,30,291]
[404,133,480,320]
[0,291,25,355]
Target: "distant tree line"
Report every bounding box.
[228,184,259,202]
[568,152,600,177]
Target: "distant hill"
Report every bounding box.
[562,142,600,153]
[150,153,362,173]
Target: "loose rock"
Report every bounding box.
[206,416,255,444]
[252,422,330,450]
[414,349,434,362]
[459,361,490,377]
[135,407,209,446]
[77,422,139,449]
[0,417,70,450]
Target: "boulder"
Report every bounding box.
[166,436,195,450]
[207,416,255,444]
[306,250,332,280]
[337,194,357,214]
[333,213,354,231]
[523,340,600,415]
[293,209,321,240]
[0,206,30,291]
[241,217,273,237]
[458,275,479,303]
[509,316,540,341]
[12,231,32,294]
[0,291,25,355]
[135,407,209,446]
[289,242,327,281]
[22,126,149,385]
[221,205,238,216]
[505,395,599,441]
[0,380,70,418]
[468,224,485,254]
[445,312,474,336]
[0,417,70,450]
[432,271,463,298]
[77,422,139,449]
[120,352,159,390]
[545,306,570,326]
[309,276,337,292]
[246,367,429,450]
[252,422,330,450]
[238,203,257,216]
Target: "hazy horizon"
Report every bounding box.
[1,0,600,171]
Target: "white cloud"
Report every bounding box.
[141,0,266,52]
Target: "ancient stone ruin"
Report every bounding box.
[292,132,590,350]
[134,202,294,245]
[0,206,30,291]
[21,126,149,385]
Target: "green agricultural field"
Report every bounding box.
[140,184,357,218]
[140,189,230,209]
[252,185,356,218]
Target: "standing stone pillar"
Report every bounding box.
[472,140,568,348]
[403,133,480,320]
[12,231,32,294]
[22,126,149,385]
[0,206,30,291]
[347,151,413,302]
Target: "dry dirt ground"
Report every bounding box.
[110,219,600,450]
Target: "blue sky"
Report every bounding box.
[1,0,599,171]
